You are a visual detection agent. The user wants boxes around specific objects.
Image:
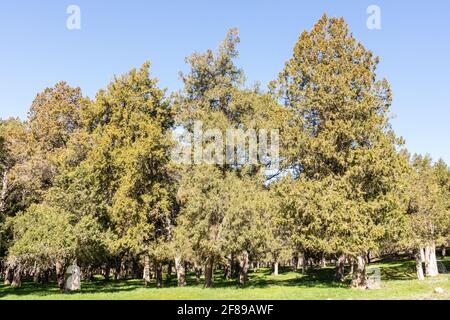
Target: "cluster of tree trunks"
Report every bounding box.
[174,256,186,287]
[351,255,367,288]
[143,255,151,286]
[55,260,65,290]
[335,254,346,281]
[3,259,22,287]
[414,244,440,280]
[0,171,8,214]
[3,246,445,290]
[204,258,214,288]
[237,251,249,285]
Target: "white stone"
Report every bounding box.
[65,262,81,291]
[434,287,444,294]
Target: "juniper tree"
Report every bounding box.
[220,174,272,285]
[28,82,84,152]
[1,83,90,283]
[67,62,175,285]
[0,83,86,285]
[0,132,5,174]
[173,29,286,286]
[0,119,31,217]
[0,126,8,261]
[270,14,407,288]
[405,154,449,279]
[0,83,85,217]
[433,159,450,257]
[0,123,8,215]
[6,204,76,288]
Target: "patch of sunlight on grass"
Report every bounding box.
[1,257,449,300]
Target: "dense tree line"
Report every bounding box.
[0,15,449,289]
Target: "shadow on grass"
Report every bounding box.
[0,268,348,298]
[0,279,143,298]
[438,258,450,272]
[2,257,448,298]
[377,258,417,281]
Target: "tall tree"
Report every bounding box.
[174,29,285,287]
[0,119,29,217]
[405,155,449,279]
[2,83,91,287]
[270,14,407,288]
[433,158,450,257]
[0,83,85,218]
[67,62,175,285]
[28,82,84,151]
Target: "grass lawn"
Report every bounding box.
[1,257,449,300]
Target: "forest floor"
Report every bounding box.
[1,257,449,300]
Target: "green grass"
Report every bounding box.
[1,257,449,300]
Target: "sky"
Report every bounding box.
[0,0,449,163]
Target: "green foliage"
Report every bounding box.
[175,166,271,266]
[28,81,85,152]
[0,14,448,293]
[405,154,450,247]
[7,204,76,270]
[269,15,409,267]
[0,132,5,174]
[88,62,174,260]
[2,257,450,300]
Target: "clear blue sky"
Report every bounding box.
[0,0,449,163]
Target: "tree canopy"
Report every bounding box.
[1,14,448,291]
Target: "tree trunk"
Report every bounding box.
[335,254,346,281]
[230,253,238,279]
[132,260,141,279]
[33,266,41,283]
[103,266,110,281]
[143,255,151,286]
[204,258,214,288]
[55,260,65,290]
[300,252,308,274]
[11,271,21,288]
[424,244,439,277]
[3,266,13,286]
[348,257,354,276]
[11,265,22,288]
[223,264,231,280]
[85,265,94,282]
[4,266,13,285]
[155,262,163,288]
[441,245,446,259]
[273,261,279,276]
[0,170,8,214]
[351,255,367,289]
[194,261,202,285]
[414,248,425,280]
[119,256,127,279]
[167,261,173,278]
[297,253,303,272]
[293,255,299,272]
[238,251,249,286]
[174,256,186,287]
[223,254,232,280]
[42,270,50,284]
